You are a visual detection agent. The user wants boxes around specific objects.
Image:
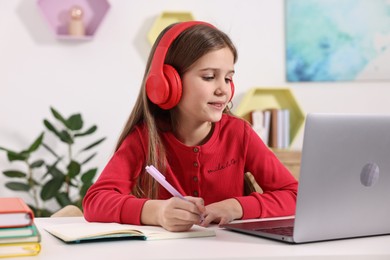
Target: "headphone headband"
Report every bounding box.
[149,21,215,78]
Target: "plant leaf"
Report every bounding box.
[6,182,30,191]
[3,170,27,178]
[37,208,52,217]
[58,130,74,144]
[43,119,71,145]
[0,146,15,154]
[80,137,106,152]
[81,152,97,165]
[75,125,97,137]
[67,161,81,179]
[81,168,97,183]
[50,107,68,127]
[44,162,65,179]
[79,168,97,198]
[44,119,74,144]
[42,143,60,159]
[80,182,93,198]
[55,192,72,207]
[43,119,60,135]
[0,147,28,162]
[40,176,65,200]
[66,114,83,131]
[8,151,29,162]
[44,122,74,143]
[27,205,51,217]
[74,200,83,209]
[30,159,45,168]
[26,132,44,153]
[27,204,38,216]
[43,158,64,179]
[30,177,40,186]
[69,180,78,187]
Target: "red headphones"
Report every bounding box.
[145,21,235,110]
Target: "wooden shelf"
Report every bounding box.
[273,149,301,180]
[37,0,110,39]
[234,87,305,147]
[147,11,195,45]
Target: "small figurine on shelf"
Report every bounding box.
[68,5,85,36]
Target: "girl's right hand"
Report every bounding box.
[141,197,205,232]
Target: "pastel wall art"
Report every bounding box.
[285,0,390,82]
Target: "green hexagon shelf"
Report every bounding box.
[234,87,305,147]
[147,11,195,45]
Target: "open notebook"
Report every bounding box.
[44,221,215,243]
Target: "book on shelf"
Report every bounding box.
[0,197,34,228]
[0,224,41,244]
[0,242,41,258]
[282,109,290,148]
[250,108,290,149]
[250,110,271,145]
[44,220,216,243]
[269,108,279,148]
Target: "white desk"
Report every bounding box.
[12,217,390,260]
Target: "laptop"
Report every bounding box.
[221,113,390,243]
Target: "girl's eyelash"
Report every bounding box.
[201,75,233,82]
[202,76,214,81]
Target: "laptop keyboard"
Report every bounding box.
[256,226,294,236]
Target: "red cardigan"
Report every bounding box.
[83,114,298,225]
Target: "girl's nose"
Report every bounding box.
[215,78,230,96]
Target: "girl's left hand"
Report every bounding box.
[200,198,243,226]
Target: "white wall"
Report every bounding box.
[1,0,390,199]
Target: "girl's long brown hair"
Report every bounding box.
[115,23,238,199]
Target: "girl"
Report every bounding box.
[83,21,298,232]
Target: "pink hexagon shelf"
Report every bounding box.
[37,0,110,40]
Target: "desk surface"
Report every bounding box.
[11,217,390,260]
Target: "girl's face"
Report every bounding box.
[177,47,235,126]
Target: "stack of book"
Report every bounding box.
[0,197,41,258]
[250,108,290,149]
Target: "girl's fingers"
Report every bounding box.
[164,197,204,224]
[184,196,206,215]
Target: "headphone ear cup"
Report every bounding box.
[229,81,235,101]
[159,64,182,110]
[145,71,170,107]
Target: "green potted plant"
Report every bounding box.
[0,107,105,217]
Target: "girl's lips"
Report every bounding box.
[208,102,225,109]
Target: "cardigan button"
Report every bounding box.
[193,191,199,196]
[193,162,198,167]
[193,176,198,182]
[193,147,199,153]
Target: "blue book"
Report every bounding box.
[0,224,41,244]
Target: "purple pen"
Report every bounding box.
[145,165,186,200]
[145,165,205,223]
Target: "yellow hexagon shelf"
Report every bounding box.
[234,87,305,147]
[147,11,195,45]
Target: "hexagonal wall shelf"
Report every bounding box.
[234,87,305,147]
[147,11,195,45]
[37,0,110,40]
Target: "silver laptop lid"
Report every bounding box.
[294,113,390,243]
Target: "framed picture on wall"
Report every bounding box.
[285,0,390,82]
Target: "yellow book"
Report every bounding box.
[0,242,41,258]
[44,221,216,243]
